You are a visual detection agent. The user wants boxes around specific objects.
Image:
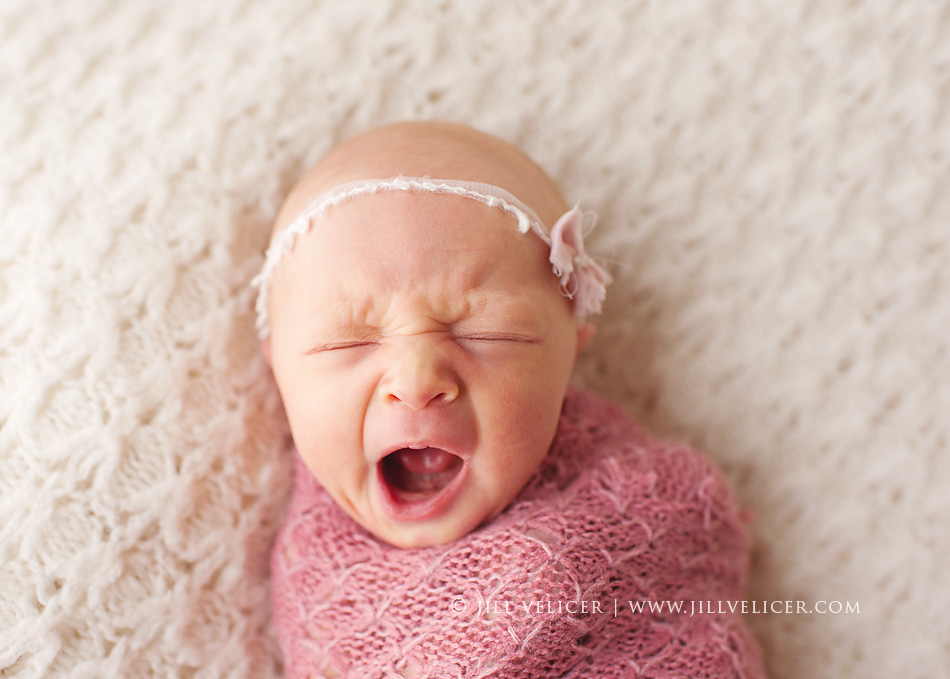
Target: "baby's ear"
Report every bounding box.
[261,337,272,366]
[576,323,596,356]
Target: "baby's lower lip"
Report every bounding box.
[376,448,468,522]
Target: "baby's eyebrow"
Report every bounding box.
[464,294,542,324]
[319,316,379,338]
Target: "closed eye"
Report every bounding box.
[305,340,378,355]
[454,333,537,343]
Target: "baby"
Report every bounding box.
[255,122,766,678]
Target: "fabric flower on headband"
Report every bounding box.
[549,205,612,319]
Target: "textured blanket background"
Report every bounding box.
[1,1,947,678]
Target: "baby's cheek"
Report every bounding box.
[280,378,365,484]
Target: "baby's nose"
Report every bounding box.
[379,343,459,410]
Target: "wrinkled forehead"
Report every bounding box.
[254,177,564,338]
[261,190,579,350]
[271,189,560,312]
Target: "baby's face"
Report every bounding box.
[265,189,585,548]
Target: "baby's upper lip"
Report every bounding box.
[368,412,475,464]
[374,439,470,465]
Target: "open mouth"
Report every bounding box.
[378,447,465,520]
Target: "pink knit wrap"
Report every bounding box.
[271,389,767,678]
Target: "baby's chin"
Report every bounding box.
[358,514,482,549]
[360,483,495,549]
[374,524,468,550]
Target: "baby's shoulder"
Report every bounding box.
[506,387,750,601]
[541,387,733,504]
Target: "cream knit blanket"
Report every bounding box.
[1,1,947,678]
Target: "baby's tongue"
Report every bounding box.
[385,447,461,494]
[395,448,454,474]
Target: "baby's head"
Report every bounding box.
[255,122,609,548]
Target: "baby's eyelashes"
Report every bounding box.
[302,329,539,356]
[451,332,538,343]
[305,340,379,354]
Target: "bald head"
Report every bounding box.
[271,121,570,240]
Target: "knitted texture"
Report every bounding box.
[272,389,766,678]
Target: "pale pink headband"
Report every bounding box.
[251,176,611,338]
